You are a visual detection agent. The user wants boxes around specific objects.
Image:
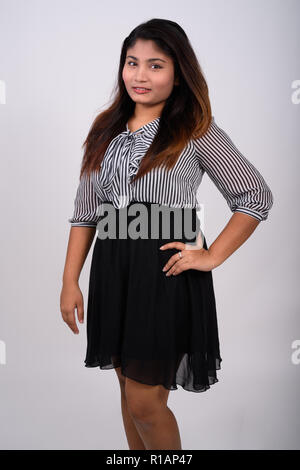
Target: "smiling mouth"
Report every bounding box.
[132,87,151,90]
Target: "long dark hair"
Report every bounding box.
[80,18,212,182]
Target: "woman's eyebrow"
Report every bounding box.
[126,55,167,63]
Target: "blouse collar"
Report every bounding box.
[125,117,161,138]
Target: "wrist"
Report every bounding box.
[62,277,79,286]
[208,249,222,270]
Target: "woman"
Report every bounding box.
[60,18,274,450]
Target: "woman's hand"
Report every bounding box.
[60,282,84,334]
[160,241,216,275]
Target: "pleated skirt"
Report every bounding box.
[85,200,222,393]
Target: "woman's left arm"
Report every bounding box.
[160,117,274,275]
[193,116,274,268]
[160,212,260,274]
[207,211,260,269]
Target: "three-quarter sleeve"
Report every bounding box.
[193,117,274,222]
[68,171,102,227]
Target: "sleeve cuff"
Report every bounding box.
[233,207,266,222]
[69,220,97,228]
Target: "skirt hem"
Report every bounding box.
[84,353,222,393]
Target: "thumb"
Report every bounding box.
[76,298,84,324]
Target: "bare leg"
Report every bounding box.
[115,367,146,450]
[132,405,182,450]
[125,376,182,450]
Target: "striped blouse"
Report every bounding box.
[68,116,274,227]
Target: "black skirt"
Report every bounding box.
[85,201,222,393]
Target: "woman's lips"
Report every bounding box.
[132,87,151,94]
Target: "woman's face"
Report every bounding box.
[122,39,178,109]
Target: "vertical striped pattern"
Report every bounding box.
[68,116,274,227]
[193,117,274,221]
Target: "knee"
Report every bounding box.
[125,384,167,424]
[126,397,163,424]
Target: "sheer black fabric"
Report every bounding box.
[85,201,222,393]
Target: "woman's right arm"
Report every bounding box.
[61,170,102,334]
[60,226,96,334]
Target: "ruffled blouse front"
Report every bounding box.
[92,117,161,209]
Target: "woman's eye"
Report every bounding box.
[127,61,162,69]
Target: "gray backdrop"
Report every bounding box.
[0,0,299,450]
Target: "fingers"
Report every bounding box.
[161,241,187,276]
[61,307,80,334]
[162,250,190,276]
[67,312,79,334]
[165,257,189,277]
[60,284,85,334]
[159,241,186,251]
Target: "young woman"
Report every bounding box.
[60,18,274,450]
